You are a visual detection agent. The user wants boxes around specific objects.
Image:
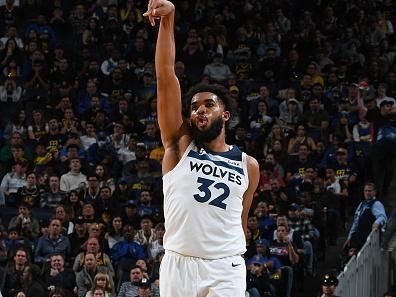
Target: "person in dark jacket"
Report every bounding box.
[21,264,47,297]
[3,248,29,297]
[344,182,387,250]
[42,253,75,297]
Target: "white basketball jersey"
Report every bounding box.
[162,141,249,259]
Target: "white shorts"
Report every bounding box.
[160,250,246,297]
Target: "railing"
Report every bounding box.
[335,230,381,297]
[336,209,396,297]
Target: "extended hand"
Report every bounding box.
[143,0,175,26]
[343,239,350,249]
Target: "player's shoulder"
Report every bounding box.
[245,154,259,171]
[245,154,260,186]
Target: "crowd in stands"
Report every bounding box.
[0,0,395,296]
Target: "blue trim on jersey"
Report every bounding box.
[197,144,243,161]
[188,150,244,175]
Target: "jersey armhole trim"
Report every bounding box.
[162,140,195,180]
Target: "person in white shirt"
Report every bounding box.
[80,122,98,151]
[203,53,231,84]
[149,223,165,261]
[118,136,138,165]
[0,159,27,206]
[376,83,396,109]
[60,157,87,192]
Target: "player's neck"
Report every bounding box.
[202,136,230,153]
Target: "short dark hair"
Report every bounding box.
[154,222,165,231]
[364,182,376,191]
[140,215,153,223]
[100,185,112,192]
[67,144,79,151]
[130,265,143,272]
[50,252,65,260]
[183,84,232,116]
[47,115,59,122]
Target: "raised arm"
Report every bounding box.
[145,0,185,149]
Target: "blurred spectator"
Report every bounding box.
[93,186,120,219]
[85,273,115,297]
[34,218,71,263]
[344,182,387,250]
[54,205,74,235]
[40,175,66,209]
[73,236,114,278]
[16,171,42,208]
[76,252,113,297]
[270,224,300,297]
[121,200,140,230]
[69,216,87,257]
[147,223,164,262]
[254,201,276,241]
[107,216,124,249]
[117,265,159,297]
[111,224,144,265]
[21,264,47,297]
[8,202,39,240]
[3,247,29,297]
[60,157,87,192]
[247,239,281,297]
[203,53,231,84]
[42,253,75,297]
[318,273,340,297]
[0,158,28,207]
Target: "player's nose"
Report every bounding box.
[196,104,206,114]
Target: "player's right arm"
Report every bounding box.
[147,1,189,147]
[146,0,191,173]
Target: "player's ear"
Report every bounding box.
[222,111,230,121]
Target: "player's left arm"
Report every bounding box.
[241,155,260,236]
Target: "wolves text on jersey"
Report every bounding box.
[190,161,242,185]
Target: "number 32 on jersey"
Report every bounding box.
[193,177,230,210]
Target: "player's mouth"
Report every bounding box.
[197,116,208,128]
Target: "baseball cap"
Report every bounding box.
[289,203,301,211]
[125,200,136,208]
[229,85,239,94]
[118,177,128,185]
[136,143,146,149]
[380,99,395,107]
[255,238,270,247]
[247,255,265,266]
[322,273,338,286]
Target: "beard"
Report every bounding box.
[191,115,223,145]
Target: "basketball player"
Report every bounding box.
[144,1,260,296]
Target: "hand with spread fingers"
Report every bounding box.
[143,0,175,26]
